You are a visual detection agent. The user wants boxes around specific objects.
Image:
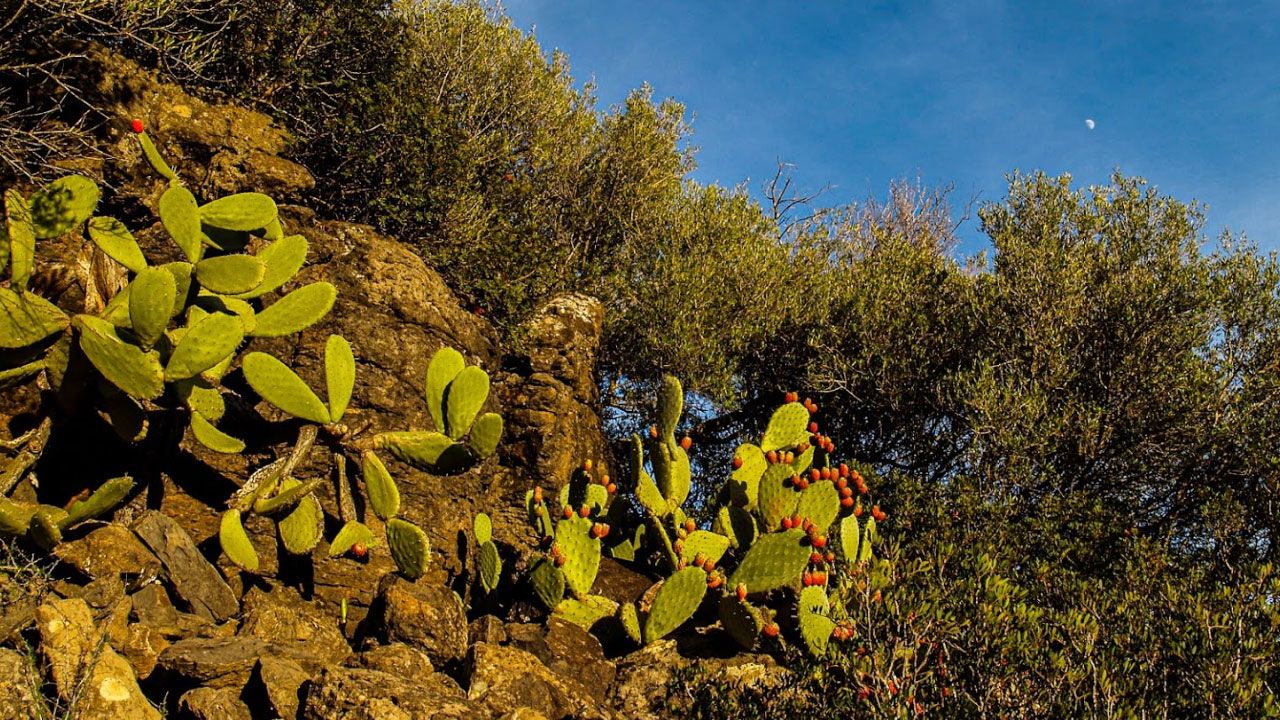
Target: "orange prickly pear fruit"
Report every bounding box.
[130,119,145,133]
[702,558,715,572]
[582,459,593,471]
[579,505,591,518]
[598,474,610,486]
[825,551,835,564]
[684,519,696,533]
[563,506,574,519]
[766,450,779,464]
[555,554,567,567]
[871,505,886,522]
[809,469,821,483]
[649,425,659,439]
[606,483,618,494]
[808,421,819,434]
[707,574,723,589]
[732,456,744,470]
[854,503,864,517]
[784,391,797,404]
[810,551,823,564]
[352,543,368,559]
[812,535,828,549]
[679,435,692,451]
[763,622,780,637]
[533,486,544,503]
[693,552,707,567]
[841,497,855,509]
[735,584,748,601]
[781,517,793,530]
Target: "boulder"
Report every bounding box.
[178,686,253,720]
[609,640,789,720]
[255,655,311,720]
[132,512,238,622]
[0,648,40,719]
[302,664,480,720]
[238,584,350,672]
[467,642,614,720]
[35,598,161,719]
[53,523,163,581]
[375,576,469,668]
[155,636,267,690]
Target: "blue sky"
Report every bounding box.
[503,1,1280,255]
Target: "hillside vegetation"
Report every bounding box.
[2,1,1279,717]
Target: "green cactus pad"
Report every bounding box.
[478,540,501,593]
[0,359,43,389]
[253,479,324,516]
[797,482,839,533]
[374,431,473,474]
[473,513,493,544]
[87,217,147,272]
[444,365,489,439]
[232,234,308,299]
[99,389,147,441]
[241,351,330,424]
[387,518,431,580]
[4,190,34,289]
[653,442,691,507]
[194,254,266,295]
[138,132,178,182]
[219,509,259,571]
[0,498,36,535]
[159,184,203,262]
[858,518,875,564]
[558,481,608,515]
[199,192,278,231]
[278,491,323,555]
[798,610,835,657]
[554,594,618,631]
[176,380,225,421]
[28,175,98,238]
[729,443,766,507]
[790,446,814,474]
[0,287,69,349]
[656,375,683,438]
[469,412,502,458]
[799,585,829,616]
[620,602,642,644]
[62,476,133,527]
[128,267,176,350]
[865,515,878,542]
[679,530,731,565]
[161,262,195,318]
[761,402,810,452]
[250,282,336,338]
[719,594,762,650]
[839,514,860,562]
[190,412,245,453]
[361,451,400,520]
[318,336,354,424]
[328,520,376,557]
[193,294,256,334]
[642,567,707,643]
[424,347,465,433]
[714,505,757,550]
[165,312,243,381]
[100,285,132,328]
[530,557,566,610]
[556,516,601,598]
[29,507,65,549]
[74,315,164,400]
[633,437,667,517]
[757,463,800,531]
[728,529,811,593]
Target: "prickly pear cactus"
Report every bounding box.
[474,513,502,593]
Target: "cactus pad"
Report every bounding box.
[757,463,800,531]
[424,347,465,432]
[199,192,278,231]
[556,516,601,598]
[796,482,839,532]
[128,267,176,349]
[444,365,489,439]
[728,443,766,507]
[250,281,336,338]
[324,334,355,423]
[839,514,861,562]
[374,431,473,474]
[620,602,642,644]
[328,520,375,557]
[642,568,707,643]
[797,585,834,657]
[87,217,146,272]
[714,505,757,550]
[0,287,68,349]
[254,479,323,516]
[232,234,308,299]
[28,175,98,238]
[530,557,566,609]
[29,507,67,549]
[790,446,814,474]
[761,402,809,452]
[719,594,762,650]
[469,412,502,458]
[656,375,683,438]
[62,476,133,527]
[241,351,330,424]
[165,312,243,381]
[473,513,493,544]
[159,185,203,261]
[679,530,730,565]
[554,595,618,631]
[5,189,34,289]
[386,518,431,580]
[478,541,501,593]
[194,254,265,295]
[219,509,259,571]
[73,315,164,400]
[0,498,36,535]
[728,529,811,593]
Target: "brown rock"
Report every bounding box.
[132,512,238,622]
[469,615,508,645]
[352,643,435,683]
[608,640,788,720]
[0,648,40,719]
[302,665,479,720]
[239,584,350,672]
[156,636,267,689]
[130,583,218,639]
[376,576,469,667]
[466,642,614,720]
[542,619,615,701]
[179,686,253,720]
[35,598,162,719]
[53,524,162,581]
[256,655,311,720]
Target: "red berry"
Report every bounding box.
[582,459,594,471]
[763,622,780,637]
[606,483,617,495]
[563,506,574,519]
[810,551,823,564]
[784,391,798,404]
[808,421,819,434]
[679,435,692,451]
[812,535,828,549]
[841,497,855,509]
[839,463,849,477]
[351,542,367,558]
[130,119,144,134]
[732,456,744,470]
[809,469,821,482]
[579,506,591,518]
[781,517,793,530]
[735,583,748,601]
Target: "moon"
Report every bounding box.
[1085,118,1096,130]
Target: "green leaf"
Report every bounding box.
[159,184,203,262]
[73,314,164,400]
[232,234,308,299]
[194,254,266,295]
[473,513,493,545]
[643,567,707,643]
[165,312,243,381]
[87,217,147,272]
[250,282,336,337]
[324,334,354,423]
[241,351,329,423]
[469,412,502,458]
[199,193,277,231]
[728,529,811,593]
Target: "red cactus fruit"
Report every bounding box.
[841,497,855,509]
[732,456,744,470]
[578,505,591,518]
[562,506,574,519]
[809,469,821,482]
[735,583,748,601]
[812,535,828,549]
[763,622,780,637]
[598,474,610,486]
[582,459,594,471]
[766,450,779,464]
[707,574,723,589]
[684,519,696,533]
[871,505,887,522]
[555,554,567,567]
[533,486,544,503]
[808,421,819,434]
[810,551,823,564]
[693,552,707,567]
[781,517,794,530]
[839,463,849,477]
[351,543,367,558]
[130,119,144,134]
[649,425,659,439]
[825,551,835,564]
[854,503,864,517]
[702,558,715,572]
[784,391,798,403]
[606,483,618,495]
[679,435,692,451]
